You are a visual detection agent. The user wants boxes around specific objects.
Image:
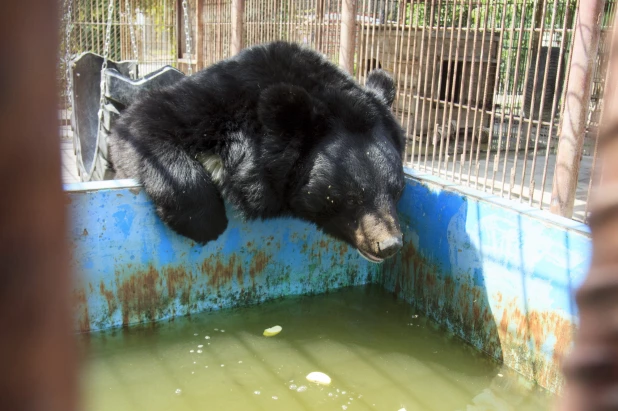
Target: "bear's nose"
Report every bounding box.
[377,235,403,259]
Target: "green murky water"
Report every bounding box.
[78,285,553,411]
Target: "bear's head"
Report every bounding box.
[258,69,405,263]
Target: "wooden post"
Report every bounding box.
[398,0,407,26]
[550,0,606,218]
[0,0,76,410]
[217,0,223,59]
[529,0,545,63]
[316,0,326,51]
[196,0,204,69]
[120,0,130,60]
[177,0,183,60]
[339,0,357,74]
[231,0,245,56]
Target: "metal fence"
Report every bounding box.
[58,0,617,222]
[244,0,343,62]
[352,0,616,223]
[192,0,232,68]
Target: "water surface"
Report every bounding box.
[78,285,553,411]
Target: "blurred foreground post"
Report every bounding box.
[0,2,76,411]
[556,7,618,411]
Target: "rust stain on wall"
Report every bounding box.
[99,281,117,316]
[386,242,501,356]
[337,243,349,259]
[75,249,282,331]
[249,251,270,279]
[164,266,193,306]
[115,266,161,326]
[202,254,240,288]
[498,298,575,393]
[383,241,575,393]
[313,237,350,268]
[73,288,90,333]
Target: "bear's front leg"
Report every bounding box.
[110,127,229,244]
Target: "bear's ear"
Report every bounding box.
[258,83,322,139]
[365,69,396,107]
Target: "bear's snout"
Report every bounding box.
[354,211,402,263]
[376,236,403,259]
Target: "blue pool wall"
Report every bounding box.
[381,168,590,393]
[66,179,381,334]
[65,169,591,393]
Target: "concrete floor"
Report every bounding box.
[61,141,80,184]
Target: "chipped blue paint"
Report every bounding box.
[66,170,591,393]
[111,204,135,238]
[67,179,379,333]
[222,227,241,254]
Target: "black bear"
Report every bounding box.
[108,41,405,263]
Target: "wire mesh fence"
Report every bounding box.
[57,0,617,222]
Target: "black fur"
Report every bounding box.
[109,41,405,255]
[365,69,396,107]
